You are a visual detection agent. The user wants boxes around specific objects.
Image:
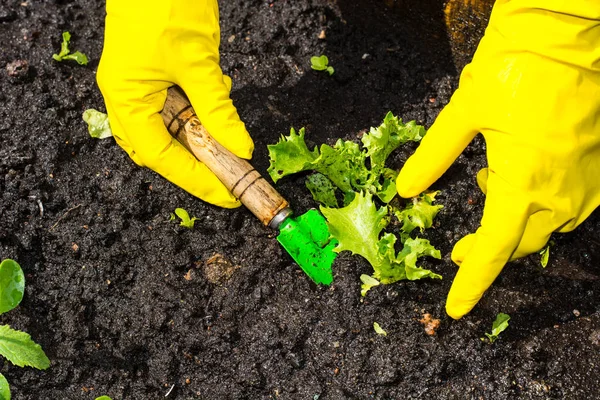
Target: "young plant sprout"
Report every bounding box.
[171,208,198,229]
[373,322,387,336]
[52,32,89,65]
[310,55,334,75]
[0,259,50,400]
[482,313,510,343]
[83,109,113,139]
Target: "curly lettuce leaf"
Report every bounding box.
[394,191,443,235]
[313,140,364,195]
[268,113,441,287]
[321,192,440,284]
[374,168,399,204]
[267,127,319,183]
[320,191,388,267]
[269,113,425,205]
[361,111,425,170]
[52,31,88,65]
[82,109,113,139]
[398,237,442,281]
[306,173,338,207]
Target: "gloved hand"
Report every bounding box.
[397,0,600,319]
[97,0,254,208]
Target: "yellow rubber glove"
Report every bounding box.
[397,0,600,319]
[97,0,254,208]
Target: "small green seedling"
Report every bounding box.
[82,109,113,139]
[373,322,387,336]
[310,55,334,75]
[539,241,554,268]
[95,396,113,400]
[482,313,510,343]
[171,208,198,229]
[53,31,88,65]
[0,259,50,400]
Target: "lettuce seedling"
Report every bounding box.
[173,208,198,229]
[310,55,334,75]
[373,322,387,336]
[52,32,88,65]
[539,241,554,268]
[394,191,443,237]
[0,259,50,400]
[268,112,424,206]
[95,397,113,400]
[268,113,442,290]
[321,191,441,284]
[482,313,510,343]
[82,109,113,139]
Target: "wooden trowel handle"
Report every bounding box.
[160,86,290,228]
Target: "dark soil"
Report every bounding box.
[1,0,599,399]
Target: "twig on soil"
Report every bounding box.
[49,204,82,231]
[165,384,175,397]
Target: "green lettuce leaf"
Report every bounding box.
[0,325,50,369]
[0,259,24,315]
[482,313,510,343]
[361,111,425,170]
[360,274,380,297]
[0,373,10,400]
[373,322,387,336]
[398,237,442,281]
[174,208,198,229]
[320,191,388,267]
[267,127,318,183]
[268,113,426,205]
[82,109,113,139]
[310,55,334,75]
[306,173,338,207]
[321,192,440,284]
[268,113,442,287]
[394,191,443,235]
[539,242,553,268]
[52,32,88,65]
[314,140,367,197]
[374,168,398,203]
[62,51,88,65]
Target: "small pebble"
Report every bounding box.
[589,330,600,346]
[573,309,580,317]
[6,59,29,78]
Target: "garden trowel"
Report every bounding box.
[160,86,337,284]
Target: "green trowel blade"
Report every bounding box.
[277,209,338,285]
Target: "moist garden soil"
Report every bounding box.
[1,0,599,399]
